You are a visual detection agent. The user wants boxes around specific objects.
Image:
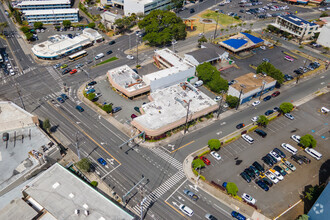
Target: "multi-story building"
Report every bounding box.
[24,8,79,24]
[124,0,172,16]
[272,15,319,40]
[15,0,71,11]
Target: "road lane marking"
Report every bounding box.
[47,100,121,165]
[165,179,188,202]
[164,200,186,218]
[171,141,195,153]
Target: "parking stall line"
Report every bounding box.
[222,147,234,157]
[226,144,239,154]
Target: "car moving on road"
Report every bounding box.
[252,100,260,106]
[76,105,84,112]
[97,157,107,166]
[231,211,246,220]
[183,189,198,201]
[236,123,245,129]
[179,204,194,217]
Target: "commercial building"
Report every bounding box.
[15,0,71,11]
[317,24,330,47]
[124,0,172,16]
[219,32,264,53]
[0,163,135,220]
[107,48,195,98]
[131,82,218,138]
[184,46,226,66]
[272,15,319,40]
[32,28,102,59]
[227,73,276,104]
[101,11,123,30]
[23,8,79,24]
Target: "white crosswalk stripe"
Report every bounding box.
[132,171,185,214]
[150,148,183,171]
[45,66,64,90]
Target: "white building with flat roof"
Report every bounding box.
[15,0,71,11]
[23,8,79,24]
[124,0,172,16]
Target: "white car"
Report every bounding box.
[210,151,221,160]
[9,69,15,75]
[242,134,254,144]
[291,135,301,144]
[251,116,259,122]
[269,169,284,180]
[260,46,266,50]
[179,204,194,217]
[85,86,94,91]
[126,55,134,60]
[242,193,256,205]
[252,101,260,106]
[285,113,294,120]
[265,171,279,184]
[214,96,222,102]
[269,151,281,161]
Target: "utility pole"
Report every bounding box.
[184,100,192,134]
[213,15,219,40]
[216,90,225,119]
[75,131,81,160]
[14,82,25,110]
[259,80,266,100]
[136,38,139,67]
[236,84,245,110]
[297,55,309,84]
[123,175,145,204]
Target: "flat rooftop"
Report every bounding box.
[24,8,78,15]
[23,163,134,220]
[279,14,318,27]
[0,198,38,220]
[132,82,217,131]
[108,65,149,92]
[17,0,70,6]
[143,62,193,82]
[231,73,276,93]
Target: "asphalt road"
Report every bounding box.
[0,3,329,219]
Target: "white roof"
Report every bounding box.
[155,48,187,67]
[24,8,78,16]
[143,63,192,82]
[17,0,70,6]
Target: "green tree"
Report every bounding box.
[87,93,96,101]
[114,14,138,34]
[90,181,98,187]
[198,35,207,47]
[171,0,184,9]
[34,22,43,29]
[62,20,72,28]
[43,118,51,132]
[102,104,112,114]
[226,182,238,196]
[196,62,228,92]
[300,134,317,148]
[297,214,309,220]
[87,22,96,29]
[256,62,284,84]
[192,158,205,170]
[20,26,30,33]
[279,102,294,113]
[208,139,221,151]
[257,115,269,126]
[207,73,228,93]
[305,184,324,202]
[226,95,239,108]
[25,32,34,41]
[0,22,8,34]
[76,158,91,172]
[138,10,187,46]
[320,12,328,18]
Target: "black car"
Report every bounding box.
[265,110,274,116]
[244,168,255,179]
[273,148,286,158]
[291,155,303,165]
[262,177,273,187]
[88,81,97,86]
[298,155,311,164]
[263,95,272,101]
[106,50,113,55]
[256,180,269,191]
[109,40,116,45]
[62,68,71,75]
[249,165,260,176]
[112,106,122,113]
[266,153,277,164]
[228,80,236,85]
[274,165,287,176]
[190,8,195,13]
[262,156,273,167]
[254,129,267,138]
[294,69,302,75]
[236,123,245,129]
[252,161,265,172]
[240,171,251,183]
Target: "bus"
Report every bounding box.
[68,50,87,61]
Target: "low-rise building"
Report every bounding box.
[272,15,319,40]
[101,11,123,30]
[23,8,79,24]
[227,73,276,104]
[317,24,330,47]
[184,47,223,66]
[219,32,264,53]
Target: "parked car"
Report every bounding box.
[256,180,269,191]
[283,159,296,171]
[2,132,9,142]
[262,156,273,167]
[134,106,141,113]
[131,114,138,119]
[240,171,251,183]
[231,211,246,220]
[291,155,303,165]
[262,177,273,187]
[252,101,260,106]
[263,95,272,101]
[265,171,279,183]
[273,147,286,158]
[69,69,77,74]
[97,157,107,166]
[236,123,245,129]
[254,129,267,138]
[265,110,274,116]
[62,68,71,75]
[210,151,221,160]
[252,161,264,172]
[242,134,254,144]
[249,165,260,176]
[284,55,294,62]
[76,105,84,112]
[266,153,278,164]
[57,97,64,103]
[273,107,280,112]
[112,107,122,113]
[269,168,284,180]
[271,91,280,97]
[85,86,94,91]
[274,165,287,176]
[60,64,68,69]
[75,63,84,68]
[183,189,199,201]
[242,193,256,204]
[269,151,281,161]
[244,168,255,179]
[291,135,301,144]
[53,63,61,69]
[285,113,294,120]
[200,156,211,165]
[88,81,97,86]
[86,89,95,94]
[298,155,311,164]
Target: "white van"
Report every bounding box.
[242,134,254,144]
[281,143,297,155]
[305,148,322,160]
[95,53,104,60]
[321,107,329,113]
[179,204,194,217]
[194,80,203,88]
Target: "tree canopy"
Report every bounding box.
[226,182,238,196]
[43,118,51,132]
[226,95,239,108]
[279,102,294,113]
[257,115,269,127]
[87,22,96,29]
[114,14,137,34]
[192,158,205,170]
[256,62,284,84]
[171,0,184,9]
[138,10,186,46]
[34,22,43,29]
[196,62,228,93]
[300,134,317,148]
[62,20,71,28]
[208,139,221,151]
[76,158,91,172]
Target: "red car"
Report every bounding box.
[70,69,77,75]
[271,91,280,97]
[200,156,211,165]
[131,114,137,119]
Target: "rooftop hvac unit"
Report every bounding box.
[75,209,80,215]
[84,210,89,216]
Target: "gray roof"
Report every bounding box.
[0,198,37,220]
[23,163,135,220]
[185,48,220,63]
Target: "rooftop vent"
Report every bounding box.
[75,209,80,215]
[69,193,74,198]
[84,210,89,216]
[52,182,60,189]
[83,204,89,209]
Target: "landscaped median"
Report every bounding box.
[93,56,118,67]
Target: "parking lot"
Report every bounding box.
[199,93,330,218]
[221,45,316,82]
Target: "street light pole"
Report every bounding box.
[259,80,266,100]
[184,100,192,134]
[216,90,225,119]
[136,38,139,67]
[236,84,245,110]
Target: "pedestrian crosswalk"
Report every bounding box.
[150,148,183,171]
[132,171,185,214]
[22,67,37,74]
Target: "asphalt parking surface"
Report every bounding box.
[200,93,330,218]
